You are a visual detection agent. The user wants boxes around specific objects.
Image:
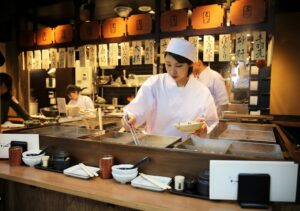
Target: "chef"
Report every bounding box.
[192,55,229,114]
[66,84,94,111]
[123,38,218,141]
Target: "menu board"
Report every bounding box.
[34,50,41,70]
[144,40,155,64]
[203,35,215,62]
[98,44,108,67]
[235,32,248,61]
[58,48,66,68]
[253,31,266,60]
[188,36,199,62]
[109,43,118,66]
[132,41,142,65]
[67,47,75,68]
[50,48,58,68]
[41,49,50,69]
[121,42,130,66]
[26,51,33,71]
[88,45,97,67]
[219,34,231,61]
[79,46,87,67]
[160,38,171,63]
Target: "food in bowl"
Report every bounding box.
[175,121,205,133]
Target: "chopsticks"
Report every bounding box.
[79,163,98,177]
[139,173,171,190]
[123,113,140,145]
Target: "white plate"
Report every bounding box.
[131,175,172,191]
[63,164,100,179]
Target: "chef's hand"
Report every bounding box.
[193,117,207,137]
[121,113,137,131]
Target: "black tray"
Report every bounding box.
[34,164,64,173]
[169,188,210,200]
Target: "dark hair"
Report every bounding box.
[66,84,84,95]
[164,52,193,75]
[0,72,12,98]
[198,51,209,66]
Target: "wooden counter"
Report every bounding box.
[0,161,264,211]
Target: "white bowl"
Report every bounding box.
[22,149,45,158]
[175,121,204,133]
[22,156,42,167]
[112,164,138,175]
[112,172,138,184]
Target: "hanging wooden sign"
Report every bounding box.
[79,46,87,67]
[230,0,266,25]
[99,44,108,67]
[54,24,73,44]
[132,41,142,65]
[188,36,199,62]
[192,4,224,29]
[19,31,35,47]
[26,51,33,71]
[144,40,155,64]
[253,31,266,60]
[67,47,75,68]
[50,48,58,68]
[235,32,248,61]
[219,34,231,61]
[160,38,171,63]
[36,27,53,45]
[88,45,97,67]
[109,43,118,66]
[127,14,152,35]
[34,50,42,69]
[58,48,66,68]
[102,17,126,38]
[80,21,100,41]
[121,42,130,66]
[19,52,26,71]
[161,9,188,32]
[42,49,50,69]
[203,35,215,62]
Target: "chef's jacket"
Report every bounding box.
[193,66,229,111]
[68,95,94,111]
[124,73,218,141]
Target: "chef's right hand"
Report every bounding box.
[121,113,137,131]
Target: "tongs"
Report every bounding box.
[122,113,140,145]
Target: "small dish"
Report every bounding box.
[175,121,204,133]
[63,164,100,179]
[131,175,172,191]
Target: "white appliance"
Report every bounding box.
[209,160,298,202]
[75,61,94,95]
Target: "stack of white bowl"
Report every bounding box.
[22,149,45,167]
[111,164,138,184]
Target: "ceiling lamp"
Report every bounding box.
[114,5,132,18]
[138,5,152,12]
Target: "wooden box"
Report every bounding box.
[19,31,35,47]
[54,24,73,44]
[160,9,188,32]
[127,14,152,35]
[36,27,53,46]
[191,4,224,29]
[79,21,100,41]
[102,17,126,38]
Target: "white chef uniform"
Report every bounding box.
[68,95,94,111]
[124,73,218,141]
[194,66,229,111]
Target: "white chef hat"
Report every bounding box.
[165,38,196,63]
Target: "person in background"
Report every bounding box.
[192,55,229,115]
[66,84,94,111]
[123,38,218,141]
[0,72,30,123]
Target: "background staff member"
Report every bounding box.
[66,84,94,111]
[0,72,30,123]
[123,38,218,141]
[192,55,229,114]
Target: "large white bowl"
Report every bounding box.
[112,172,138,184]
[112,164,138,175]
[22,156,42,167]
[22,149,45,158]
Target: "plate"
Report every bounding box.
[175,121,204,133]
[131,175,172,191]
[63,164,100,179]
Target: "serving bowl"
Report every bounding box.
[112,164,138,175]
[40,107,59,117]
[112,171,138,184]
[22,149,45,167]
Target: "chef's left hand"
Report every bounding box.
[193,117,207,137]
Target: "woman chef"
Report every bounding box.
[66,84,94,111]
[123,38,218,141]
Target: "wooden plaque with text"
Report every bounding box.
[54,24,73,44]
[127,14,152,35]
[161,9,188,32]
[230,0,266,25]
[191,4,224,29]
[19,31,35,47]
[79,21,100,40]
[36,27,53,45]
[102,17,126,38]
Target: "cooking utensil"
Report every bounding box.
[140,173,171,190]
[79,163,98,177]
[117,156,150,170]
[122,113,140,145]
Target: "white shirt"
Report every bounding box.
[68,95,94,111]
[125,73,218,141]
[194,66,229,110]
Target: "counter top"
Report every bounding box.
[0,161,264,211]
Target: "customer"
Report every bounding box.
[123,38,218,141]
[66,84,94,111]
[0,72,30,123]
[192,55,229,114]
